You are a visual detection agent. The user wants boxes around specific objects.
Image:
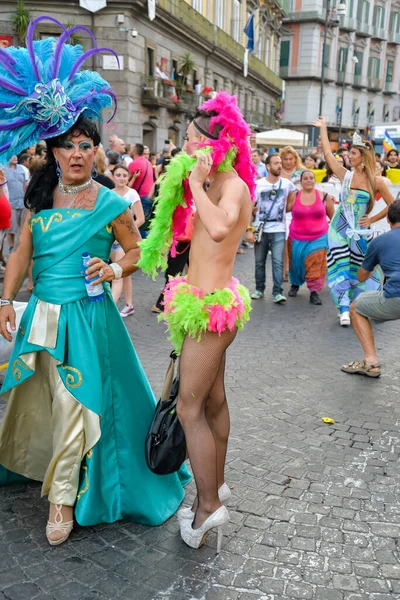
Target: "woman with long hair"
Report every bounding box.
[287,171,335,305]
[111,164,145,317]
[93,147,115,189]
[0,19,189,547]
[280,146,304,185]
[313,117,394,326]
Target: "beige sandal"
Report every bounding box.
[341,359,381,378]
[46,504,73,546]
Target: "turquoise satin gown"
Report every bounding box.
[0,186,191,526]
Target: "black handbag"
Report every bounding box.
[145,352,187,475]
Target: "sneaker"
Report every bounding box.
[273,294,287,304]
[288,285,299,297]
[309,291,322,305]
[250,290,264,299]
[339,311,351,326]
[120,305,135,318]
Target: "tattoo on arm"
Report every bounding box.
[115,209,140,237]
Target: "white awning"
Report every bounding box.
[79,0,107,12]
[256,128,309,148]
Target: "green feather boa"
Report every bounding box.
[137,147,236,279]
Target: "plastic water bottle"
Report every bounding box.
[82,252,105,302]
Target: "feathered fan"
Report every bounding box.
[0,15,118,164]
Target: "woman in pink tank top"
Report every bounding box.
[286,170,335,305]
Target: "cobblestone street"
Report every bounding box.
[1,252,400,600]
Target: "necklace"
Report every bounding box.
[58,178,92,195]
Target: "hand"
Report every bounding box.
[358,215,372,228]
[0,306,16,343]
[245,230,255,244]
[312,116,327,128]
[189,152,213,188]
[86,257,115,285]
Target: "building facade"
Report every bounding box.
[280,0,400,145]
[0,0,285,151]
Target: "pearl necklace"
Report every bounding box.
[58,178,92,195]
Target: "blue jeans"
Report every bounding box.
[254,231,286,296]
[139,195,152,239]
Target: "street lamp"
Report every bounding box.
[338,49,358,146]
[319,1,347,117]
[314,1,347,146]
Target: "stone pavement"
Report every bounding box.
[1,252,400,600]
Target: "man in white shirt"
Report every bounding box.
[247,153,296,303]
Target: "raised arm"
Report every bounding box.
[358,177,394,227]
[312,116,347,182]
[0,212,33,341]
[189,153,246,242]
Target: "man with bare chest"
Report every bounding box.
[148,97,256,551]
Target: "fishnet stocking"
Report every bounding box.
[177,328,237,527]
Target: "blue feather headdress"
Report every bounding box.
[0,15,118,165]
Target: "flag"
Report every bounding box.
[244,14,254,52]
[383,129,397,154]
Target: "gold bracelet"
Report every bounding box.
[247,226,254,232]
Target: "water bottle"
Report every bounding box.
[81,252,105,302]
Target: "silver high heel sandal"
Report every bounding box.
[178,483,231,521]
[46,504,74,546]
[180,505,229,552]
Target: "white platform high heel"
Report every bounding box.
[177,483,232,521]
[46,504,73,546]
[180,505,229,552]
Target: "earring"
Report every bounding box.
[91,166,98,178]
[362,161,365,169]
[55,160,62,179]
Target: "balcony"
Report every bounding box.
[339,16,358,31]
[336,71,353,85]
[367,77,382,91]
[280,65,336,82]
[284,9,326,23]
[383,81,398,94]
[353,74,368,88]
[142,76,199,114]
[357,21,373,37]
[371,26,387,40]
[158,0,282,94]
[388,31,400,44]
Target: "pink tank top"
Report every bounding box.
[289,190,328,242]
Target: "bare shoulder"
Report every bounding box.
[222,175,251,203]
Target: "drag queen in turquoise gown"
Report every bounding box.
[0,17,190,545]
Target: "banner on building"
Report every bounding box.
[148,0,156,21]
[244,49,249,78]
[79,0,107,12]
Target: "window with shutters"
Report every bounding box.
[354,51,363,76]
[373,5,384,27]
[386,60,394,82]
[280,41,290,67]
[337,47,348,72]
[214,0,224,29]
[232,0,240,42]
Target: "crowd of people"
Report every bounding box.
[0,16,400,560]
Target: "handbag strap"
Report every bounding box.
[161,351,178,401]
[136,160,149,195]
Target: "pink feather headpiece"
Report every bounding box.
[195,91,257,201]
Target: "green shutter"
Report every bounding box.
[280,40,290,67]
[354,51,363,76]
[324,43,330,68]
